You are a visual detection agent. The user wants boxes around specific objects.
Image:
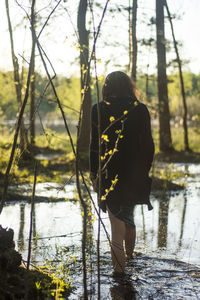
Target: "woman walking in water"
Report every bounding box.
[90,71,154,276]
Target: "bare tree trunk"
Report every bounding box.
[5,0,28,153]
[1,0,36,215]
[129,0,137,82]
[145,64,150,102]
[128,0,131,73]
[30,5,36,146]
[164,0,190,152]
[156,0,173,152]
[77,0,92,158]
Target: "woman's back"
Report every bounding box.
[92,96,153,178]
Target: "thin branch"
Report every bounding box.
[36,41,76,155]
[37,0,62,39]
[27,161,37,270]
[61,4,79,41]
[88,1,102,297]
[80,173,124,271]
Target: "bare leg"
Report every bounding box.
[108,208,126,273]
[125,224,136,259]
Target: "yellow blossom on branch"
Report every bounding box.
[101,134,109,142]
[109,116,115,122]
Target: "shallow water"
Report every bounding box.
[1,163,200,298]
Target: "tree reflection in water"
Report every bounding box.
[178,194,187,249]
[110,280,136,300]
[18,203,25,252]
[158,196,169,248]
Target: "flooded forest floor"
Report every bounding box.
[1,138,200,298]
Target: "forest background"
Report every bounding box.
[0,0,200,298]
[0,0,200,144]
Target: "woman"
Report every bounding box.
[90,71,154,276]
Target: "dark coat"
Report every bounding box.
[89,96,155,213]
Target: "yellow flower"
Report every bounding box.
[112,177,118,184]
[101,134,109,142]
[123,110,128,115]
[109,116,115,122]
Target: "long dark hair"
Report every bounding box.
[102,71,137,101]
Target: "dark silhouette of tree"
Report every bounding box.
[77,0,92,158]
[165,0,190,152]
[30,1,36,146]
[5,0,28,154]
[129,0,137,82]
[156,0,173,152]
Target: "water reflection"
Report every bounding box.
[178,194,187,249]
[110,281,136,300]
[18,204,25,251]
[158,196,169,248]
[0,164,200,267]
[141,206,146,244]
[82,187,94,248]
[17,203,37,256]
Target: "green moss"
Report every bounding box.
[0,130,76,187]
[0,265,73,300]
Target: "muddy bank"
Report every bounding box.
[1,148,199,193]
[151,176,184,191]
[3,160,186,205]
[0,226,73,299]
[4,181,77,203]
[4,176,183,204]
[155,150,200,163]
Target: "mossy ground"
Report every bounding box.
[0,225,74,300]
[0,126,199,193]
[0,265,73,300]
[0,131,75,194]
